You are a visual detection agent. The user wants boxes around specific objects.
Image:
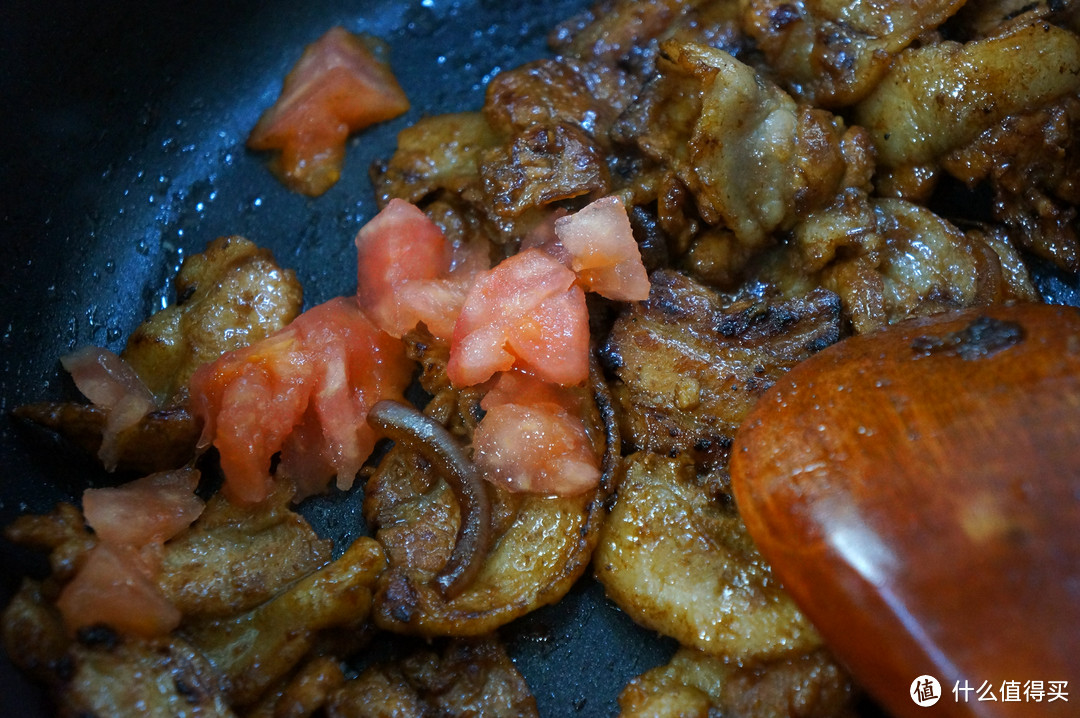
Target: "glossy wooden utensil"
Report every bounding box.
[731,304,1080,717]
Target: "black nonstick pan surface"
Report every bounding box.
[0,0,677,714]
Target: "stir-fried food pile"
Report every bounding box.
[7,0,1080,715]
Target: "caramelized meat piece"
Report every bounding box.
[158,483,332,618]
[326,637,538,718]
[124,235,303,405]
[854,18,1080,171]
[183,537,385,707]
[371,112,501,206]
[479,123,611,219]
[602,270,841,472]
[5,503,97,583]
[13,403,200,476]
[943,96,1080,272]
[742,0,965,108]
[670,42,872,272]
[595,452,822,661]
[244,655,345,718]
[796,192,1032,332]
[619,646,855,718]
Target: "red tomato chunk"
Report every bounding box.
[355,198,486,340]
[472,371,600,496]
[448,248,589,388]
[189,296,412,504]
[553,196,650,302]
[248,27,410,196]
[82,468,204,547]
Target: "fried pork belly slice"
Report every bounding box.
[183,537,385,707]
[795,191,1036,333]
[601,270,841,473]
[942,96,1080,272]
[3,580,233,717]
[5,503,97,583]
[669,43,873,271]
[124,235,303,405]
[596,452,821,660]
[371,112,501,206]
[13,403,201,476]
[158,482,332,618]
[478,123,611,220]
[364,335,617,637]
[742,0,965,109]
[325,637,539,718]
[244,655,345,718]
[618,646,855,718]
[854,17,1080,173]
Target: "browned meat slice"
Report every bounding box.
[478,123,611,219]
[601,270,841,473]
[943,96,1080,272]
[12,403,200,476]
[663,42,873,279]
[854,17,1080,173]
[243,655,346,718]
[795,192,1037,333]
[182,537,385,707]
[371,112,501,207]
[595,452,822,661]
[325,637,538,718]
[158,482,332,618]
[618,646,855,718]
[364,335,618,637]
[742,0,965,108]
[4,503,96,583]
[3,580,234,717]
[123,235,303,405]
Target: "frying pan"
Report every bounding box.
[5,2,1080,716]
[0,0,676,714]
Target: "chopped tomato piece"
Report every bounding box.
[248,27,410,196]
[56,543,180,639]
[60,347,157,471]
[189,296,412,504]
[554,195,650,301]
[355,199,486,340]
[472,371,600,496]
[82,469,204,547]
[448,248,589,387]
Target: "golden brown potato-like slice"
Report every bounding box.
[618,646,855,718]
[158,482,332,618]
[183,537,385,707]
[123,235,303,404]
[595,452,821,661]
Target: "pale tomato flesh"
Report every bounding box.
[189,296,412,504]
[448,248,589,387]
[472,371,600,495]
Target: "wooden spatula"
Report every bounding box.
[731,304,1080,717]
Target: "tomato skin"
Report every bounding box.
[189,296,412,504]
[553,195,650,301]
[355,199,481,341]
[247,27,410,196]
[448,248,590,387]
[472,371,600,496]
